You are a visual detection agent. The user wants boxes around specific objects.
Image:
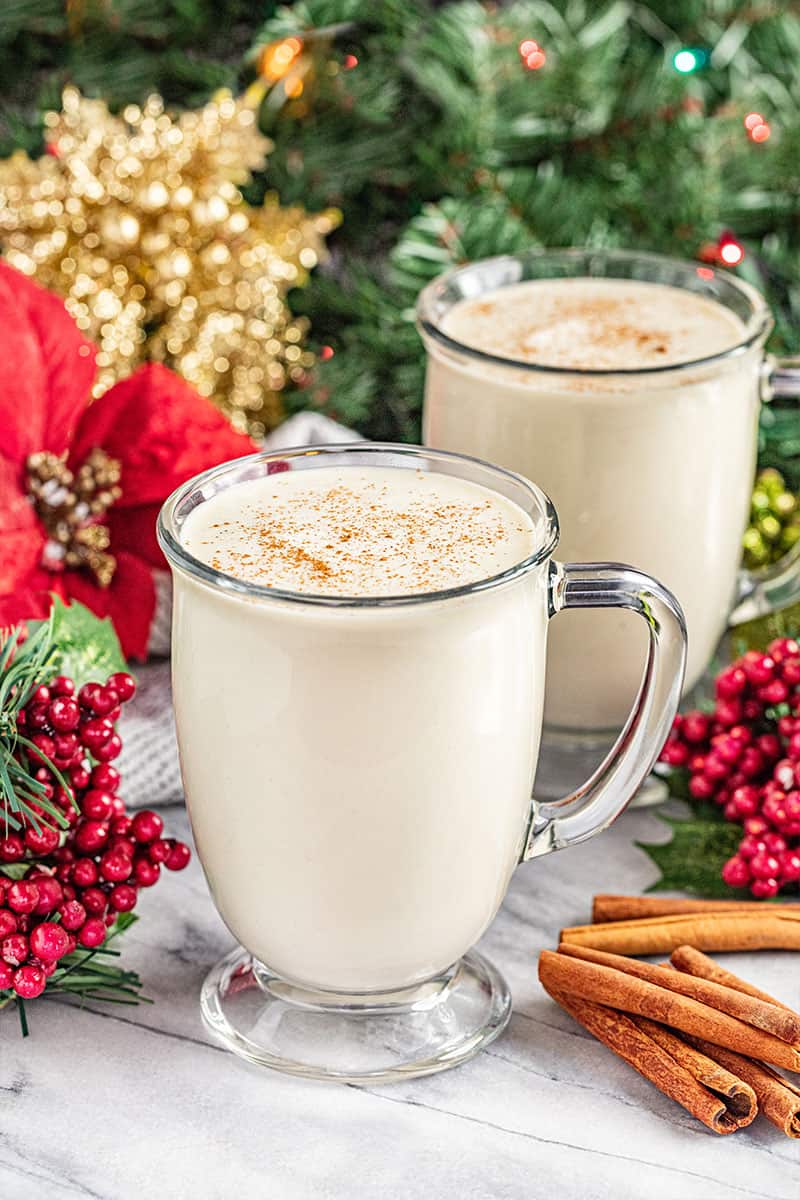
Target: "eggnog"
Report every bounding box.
[422,275,761,730]
[182,465,539,596]
[172,464,548,992]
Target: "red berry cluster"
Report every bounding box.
[660,638,800,899]
[0,671,190,1000]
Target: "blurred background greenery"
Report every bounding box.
[1,0,799,446]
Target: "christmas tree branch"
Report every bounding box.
[259,1,800,440]
[2,914,150,1035]
[46,914,150,1006]
[0,614,71,834]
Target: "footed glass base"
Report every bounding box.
[200,947,511,1084]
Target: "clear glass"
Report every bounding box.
[157,443,686,1083]
[418,248,773,755]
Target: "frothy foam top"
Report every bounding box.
[181,465,539,597]
[442,278,746,371]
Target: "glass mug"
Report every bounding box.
[157,444,687,1084]
[418,249,800,771]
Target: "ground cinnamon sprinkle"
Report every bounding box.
[187,469,537,597]
[490,299,676,366]
[442,279,745,374]
[216,535,333,586]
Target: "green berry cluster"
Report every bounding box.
[743,469,800,569]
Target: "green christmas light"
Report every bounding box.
[672,47,708,74]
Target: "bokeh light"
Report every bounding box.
[719,239,744,266]
[672,47,707,74]
[519,39,546,69]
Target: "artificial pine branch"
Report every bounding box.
[0,0,258,155]
[45,912,148,1007]
[0,614,70,834]
[0,606,148,1028]
[5,914,149,1035]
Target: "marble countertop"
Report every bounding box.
[2,801,798,1200]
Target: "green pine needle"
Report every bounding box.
[0,613,70,835]
[46,914,149,1005]
[2,914,149,1034]
[0,599,127,836]
[0,606,144,1033]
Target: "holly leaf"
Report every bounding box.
[0,863,30,881]
[37,598,127,689]
[637,809,748,899]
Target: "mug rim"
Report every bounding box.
[416,247,773,378]
[157,442,560,609]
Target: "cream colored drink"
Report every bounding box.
[173,465,546,992]
[423,276,760,730]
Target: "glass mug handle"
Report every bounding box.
[730,356,800,627]
[522,562,687,861]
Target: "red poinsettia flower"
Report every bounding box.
[0,262,255,658]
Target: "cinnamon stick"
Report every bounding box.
[544,988,747,1134]
[559,911,800,956]
[670,945,794,1012]
[632,1018,757,1128]
[592,895,800,923]
[558,942,800,1045]
[538,949,800,1070]
[689,1038,800,1139]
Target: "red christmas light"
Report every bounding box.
[744,111,771,142]
[719,238,744,266]
[319,345,335,361]
[343,54,358,70]
[519,39,546,70]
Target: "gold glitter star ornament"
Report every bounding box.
[0,88,339,436]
